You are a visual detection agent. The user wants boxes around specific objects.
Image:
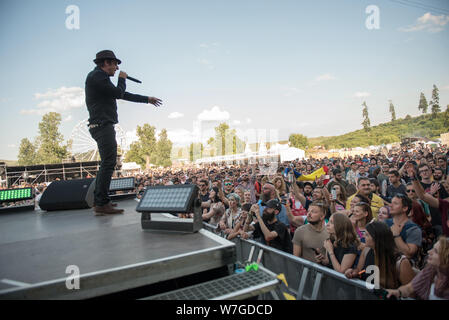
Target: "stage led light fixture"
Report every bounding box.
[0,187,33,202]
[136,184,202,233]
[109,177,135,191]
[136,184,197,214]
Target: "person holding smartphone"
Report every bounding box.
[329,184,347,213]
[292,201,329,262]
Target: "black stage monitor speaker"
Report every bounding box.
[39,178,95,211]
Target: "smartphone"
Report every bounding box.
[331,188,337,200]
[288,172,294,184]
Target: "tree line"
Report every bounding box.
[16,112,174,169]
[290,84,449,150]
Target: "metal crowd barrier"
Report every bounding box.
[202,222,379,300]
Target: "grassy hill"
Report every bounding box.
[0,160,18,166]
[307,112,448,149]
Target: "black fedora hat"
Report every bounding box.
[93,50,122,65]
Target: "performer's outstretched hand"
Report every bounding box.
[148,97,163,107]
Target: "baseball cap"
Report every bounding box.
[303,182,314,189]
[265,199,282,212]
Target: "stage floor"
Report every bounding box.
[0,199,236,299]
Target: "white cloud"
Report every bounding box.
[21,86,85,115]
[232,120,241,125]
[353,92,371,98]
[399,12,449,33]
[7,144,16,148]
[63,115,73,122]
[246,118,252,124]
[168,112,184,119]
[315,73,336,82]
[197,58,214,69]
[310,73,337,86]
[197,106,230,121]
[442,85,449,91]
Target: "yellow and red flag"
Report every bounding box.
[297,166,330,184]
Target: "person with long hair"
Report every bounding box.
[387,236,449,300]
[272,175,287,202]
[410,199,435,255]
[352,202,373,245]
[202,187,224,223]
[316,213,360,274]
[345,221,415,289]
[329,183,347,214]
[219,193,241,238]
[344,193,370,222]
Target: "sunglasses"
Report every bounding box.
[406,189,415,193]
[199,184,206,187]
[224,183,232,186]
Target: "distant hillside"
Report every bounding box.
[308,112,448,149]
[0,160,18,166]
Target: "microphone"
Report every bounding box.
[126,76,142,83]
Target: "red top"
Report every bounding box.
[289,196,307,234]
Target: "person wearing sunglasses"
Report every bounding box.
[222,178,235,198]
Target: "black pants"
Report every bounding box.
[89,124,117,207]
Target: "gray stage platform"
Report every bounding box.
[0,199,236,299]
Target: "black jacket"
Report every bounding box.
[85,66,149,125]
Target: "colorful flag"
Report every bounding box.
[297,166,329,184]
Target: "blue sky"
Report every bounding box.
[1,0,448,160]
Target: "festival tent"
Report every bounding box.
[121,162,141,171]
[268,143,305,162]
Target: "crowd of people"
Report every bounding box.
[2,143,449,299]
[129,143,449,300]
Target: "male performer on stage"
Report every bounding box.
[85,50,162,215]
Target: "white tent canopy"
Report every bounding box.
[268,143,305,162]
[121,162,141,170]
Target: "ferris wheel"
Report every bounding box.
[70,119,127,161]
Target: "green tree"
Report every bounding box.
[17,138,37,165]
[188,142,204,162]
[35,112,70,163]
[444,105,449,128]
[154,129,173,167]
[418,92,428,114]
[207,137,215,157]
[362,101,371,132]
[430,84,440,117]
[215,123,229,156]
[289,133,308,149]
[389,100,396,121]
[213,122,245,156]
[124,123,157,170]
